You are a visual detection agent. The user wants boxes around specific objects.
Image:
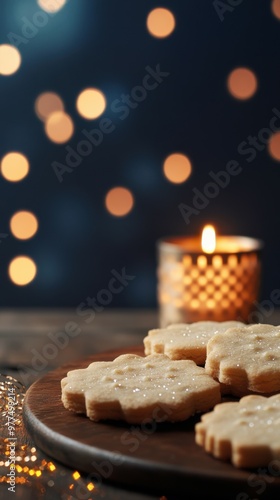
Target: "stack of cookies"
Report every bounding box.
[61,320,280,469]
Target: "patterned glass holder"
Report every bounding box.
[157,235,263,327]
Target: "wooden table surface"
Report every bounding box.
[1,307,280,374]
[0,308,158,383]
[0,308,162,500]
[1,308,280,500]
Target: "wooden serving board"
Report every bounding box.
[23,346,280,498]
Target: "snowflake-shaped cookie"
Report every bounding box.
[205,323,280,396]
[195,394,280,468]
[61,354,221,423]
[144,321,244,365]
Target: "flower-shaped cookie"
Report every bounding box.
[205,323,280,396]
[144,321,244,365]
[195,394,280,468]
[61,354,221,423]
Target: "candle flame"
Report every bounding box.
[201,225,216,253]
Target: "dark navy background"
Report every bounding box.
[0,0,279,308]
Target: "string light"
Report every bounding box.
[227,67,258,100]
[8,256,37,286]
[105,187,134,217]
[35,92,64,122]
[163,153,192,184]
[37,0,67,13]
[268,131,280,160]
[0,44,21,76]
[10,211,39,240]
[45,111,74,143]
[147,8,176,38]
[76,88,106,119]
[1,152,29,182]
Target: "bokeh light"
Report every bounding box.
[45,111,74,143]
[272,0,280,19]
[1,152,29,182]
[35,92,64,121]
[227,67,258,100]
[10,211,39,240]
[37,0,67,13]
[76,88,106,119]
[268,131,280,161]
[0,44,21,76]
[8,256,37,286]
[147,8,176,38]
[163,153,192,183]
[105,187,134,217]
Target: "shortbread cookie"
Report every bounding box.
[61,354,221,423]
[144,321,244,365]
[205,323,280,396]
[195,394,280,468]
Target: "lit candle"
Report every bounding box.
[157,225,263,327]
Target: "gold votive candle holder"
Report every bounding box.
[157,234,263,327]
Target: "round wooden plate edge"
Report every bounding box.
[22,346,280,497]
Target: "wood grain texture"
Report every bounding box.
[23,346,280,498]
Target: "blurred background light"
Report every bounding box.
[8,256,37,286]
[0,44,21,76]
[1,152,29,182]
[163,153,192,183]
[37,0,67,14]
[272,0,280,19]
[44,111,74,143]
[227,67,258,100]
[268,131,280,160]
[0,0,279,307]
[10,211,39,240]
[76,88,107,120]
[105,187,134,217]
[35,92,64,122]
[146,7,176,38]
